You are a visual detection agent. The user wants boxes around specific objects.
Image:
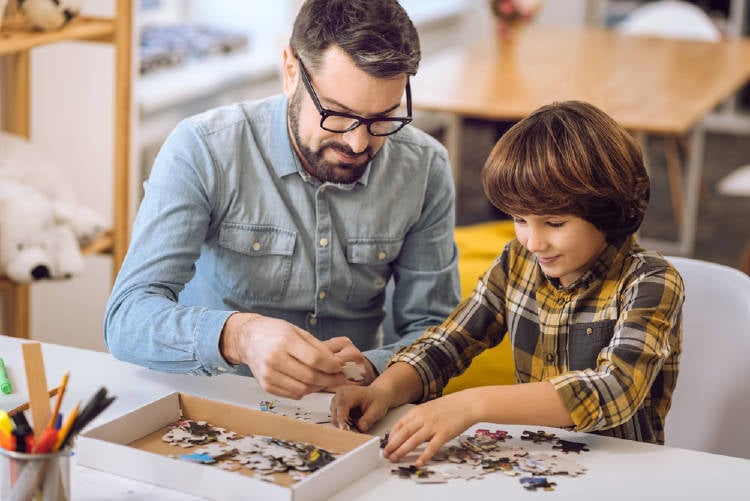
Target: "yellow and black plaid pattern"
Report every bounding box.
[390,235,684,444]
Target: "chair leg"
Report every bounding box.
[663,136,685,227]
[740,240,750,276]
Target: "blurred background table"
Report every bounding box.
[412,25,750,256]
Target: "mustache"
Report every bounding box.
[326,142,370,158]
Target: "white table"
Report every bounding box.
[2,335,749,500]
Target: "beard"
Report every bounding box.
[288,88,373,184]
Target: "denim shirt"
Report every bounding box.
[104,95,460,377]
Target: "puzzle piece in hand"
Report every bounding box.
[342,361,365,381]
[553,439,590,454]
[380,432,390,449]
[520,476,557,491]
[347,406,363,431]
[520,429,559,443]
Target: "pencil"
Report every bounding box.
[7,386,60,417]
[46,371,70,430]
[53,402,79,452]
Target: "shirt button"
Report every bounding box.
[252,242,261,251]
[319,186,326,193]
[546,353,556,363]
[319,238,329,247]
[557,297,565,305]
[216,366,226,372]
[586,327,593,335]
[378,251,387,260]
[318,291,326,300]
[309,316,318,326]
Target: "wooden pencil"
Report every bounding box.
[7,386,59,417]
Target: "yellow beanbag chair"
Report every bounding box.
[443,220,516,394]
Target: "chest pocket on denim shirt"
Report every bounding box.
[217,223,296,302]
[568,320,616,371]
[346,239,403,307]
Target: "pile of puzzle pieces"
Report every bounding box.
[388,428,589,492]
[162,419,337,482]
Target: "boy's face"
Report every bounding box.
[513,214,607,287]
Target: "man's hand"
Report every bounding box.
[220,313,347,399]
[322,337,378,388]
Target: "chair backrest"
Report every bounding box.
[617,0,721,41]
[665,256,750,458]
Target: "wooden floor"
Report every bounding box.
[452,120,750,271]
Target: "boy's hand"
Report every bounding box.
[382,391,474,466]
[330,385,391,432]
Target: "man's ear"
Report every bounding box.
[281,46,299,98]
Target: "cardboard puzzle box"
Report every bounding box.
[77,392,380,501]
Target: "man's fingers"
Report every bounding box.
[324,337,361,360]
[290,328,344,374]
[258,351,343,399]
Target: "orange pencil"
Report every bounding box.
[53,402,79,452]
[46,371,70,430]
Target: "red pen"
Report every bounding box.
[31,427,58,454]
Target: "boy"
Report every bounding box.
[330,101,684,467]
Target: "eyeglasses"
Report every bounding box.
[298,60,412,137]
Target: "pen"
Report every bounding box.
[0,357,11,394]
[10,412,34,453]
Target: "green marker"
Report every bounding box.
[0,357,11,394]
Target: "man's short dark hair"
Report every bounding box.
[290,0,421,78]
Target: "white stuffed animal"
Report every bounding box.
[16,0,82,31]
[0,131,106,246]
[0,132,104,281]
[0,180,84,282]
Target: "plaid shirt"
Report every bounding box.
[390,235,684,444]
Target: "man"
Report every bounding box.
[104,0,460,399]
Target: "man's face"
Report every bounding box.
[283,46,409,184]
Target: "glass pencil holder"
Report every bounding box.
[0,447,72,501]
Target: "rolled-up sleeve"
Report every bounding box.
[104,120,237,375]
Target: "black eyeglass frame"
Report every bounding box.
[297,60,413,137]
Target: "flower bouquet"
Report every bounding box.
[490,0,542,42]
